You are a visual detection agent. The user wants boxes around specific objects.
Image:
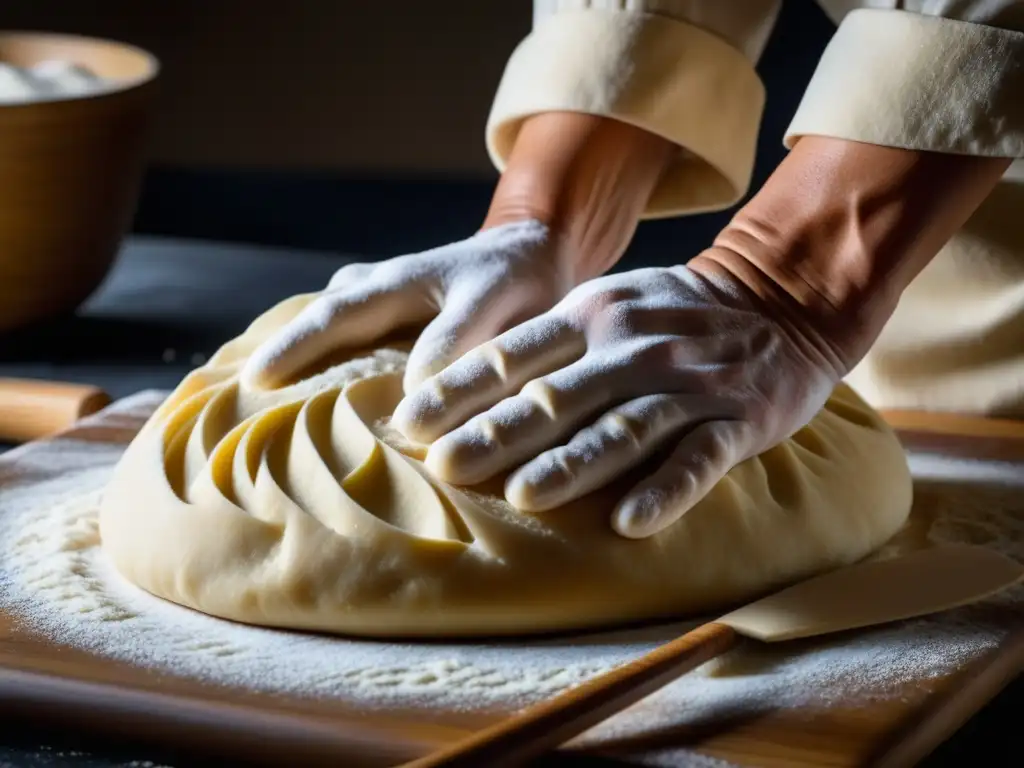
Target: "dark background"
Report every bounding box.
[4,0,834,265]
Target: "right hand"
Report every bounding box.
[391,258,841,538]
[241,219,574,393]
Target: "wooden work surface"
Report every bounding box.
[0,396,1023,768]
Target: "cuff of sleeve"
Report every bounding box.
[784,9,1024,157]
[486,9,766,219]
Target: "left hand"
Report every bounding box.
[392,256,844,539]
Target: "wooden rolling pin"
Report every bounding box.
[0,378,111,443]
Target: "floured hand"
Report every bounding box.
[392,261,844,539]
[242,220,573,393]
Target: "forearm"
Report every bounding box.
[693,136,1011,371]
[483,112,674,283]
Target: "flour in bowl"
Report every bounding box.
[0,60,108,104]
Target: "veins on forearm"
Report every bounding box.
[703,137,1010,367]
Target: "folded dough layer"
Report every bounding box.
[100,294,913,637]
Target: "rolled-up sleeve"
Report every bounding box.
[486,1,782,218]
[785,5,1024,158]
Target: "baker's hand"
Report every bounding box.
[392,256,845,539]
[241,220,572,393]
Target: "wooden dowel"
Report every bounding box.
[0,377,111,443]
[402,622,738,768]
[881,409,1024,440]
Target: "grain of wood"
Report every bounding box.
[0,403,1020,766]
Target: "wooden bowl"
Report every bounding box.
[0,32,159,333]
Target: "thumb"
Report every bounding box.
[243,279,432,390]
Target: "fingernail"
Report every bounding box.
[612,494,662,539]
[424,430,494,485]
[504,472,543,511]
[391,385,444,442]
[505,462,570,512]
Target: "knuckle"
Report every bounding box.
[630,337,689,372]
[327,262,372,289]
[571,286,639,322]
[368,259,409,284]
[536,448,576,480]
[705,426,731,460]
[518,378,559,418]
[599,411,647,450]
[473,341,510,382]
[554,449,589,483]
[692,423,741,472]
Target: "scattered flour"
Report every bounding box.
[1,744,171,768]
[0,392,1022,766]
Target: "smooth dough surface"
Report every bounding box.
[100,294,914,637]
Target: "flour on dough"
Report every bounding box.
[99,293,913,637]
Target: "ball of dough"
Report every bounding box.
[100,294,913,637]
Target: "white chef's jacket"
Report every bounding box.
[486,1,1024,416]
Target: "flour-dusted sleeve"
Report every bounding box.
[785,4,1024,158]
[487,1,782,218]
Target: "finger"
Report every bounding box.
[242,278,435,390]
[402,279,558,394]
[392,314,585,444]
[401,305,475,396]
[504,393,727,511]
[612,419,755,539]
[421,356,644,485]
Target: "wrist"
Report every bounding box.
[693,137,1009,370]
[483,112,674,283]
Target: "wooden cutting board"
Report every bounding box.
[0,397,1022,768]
